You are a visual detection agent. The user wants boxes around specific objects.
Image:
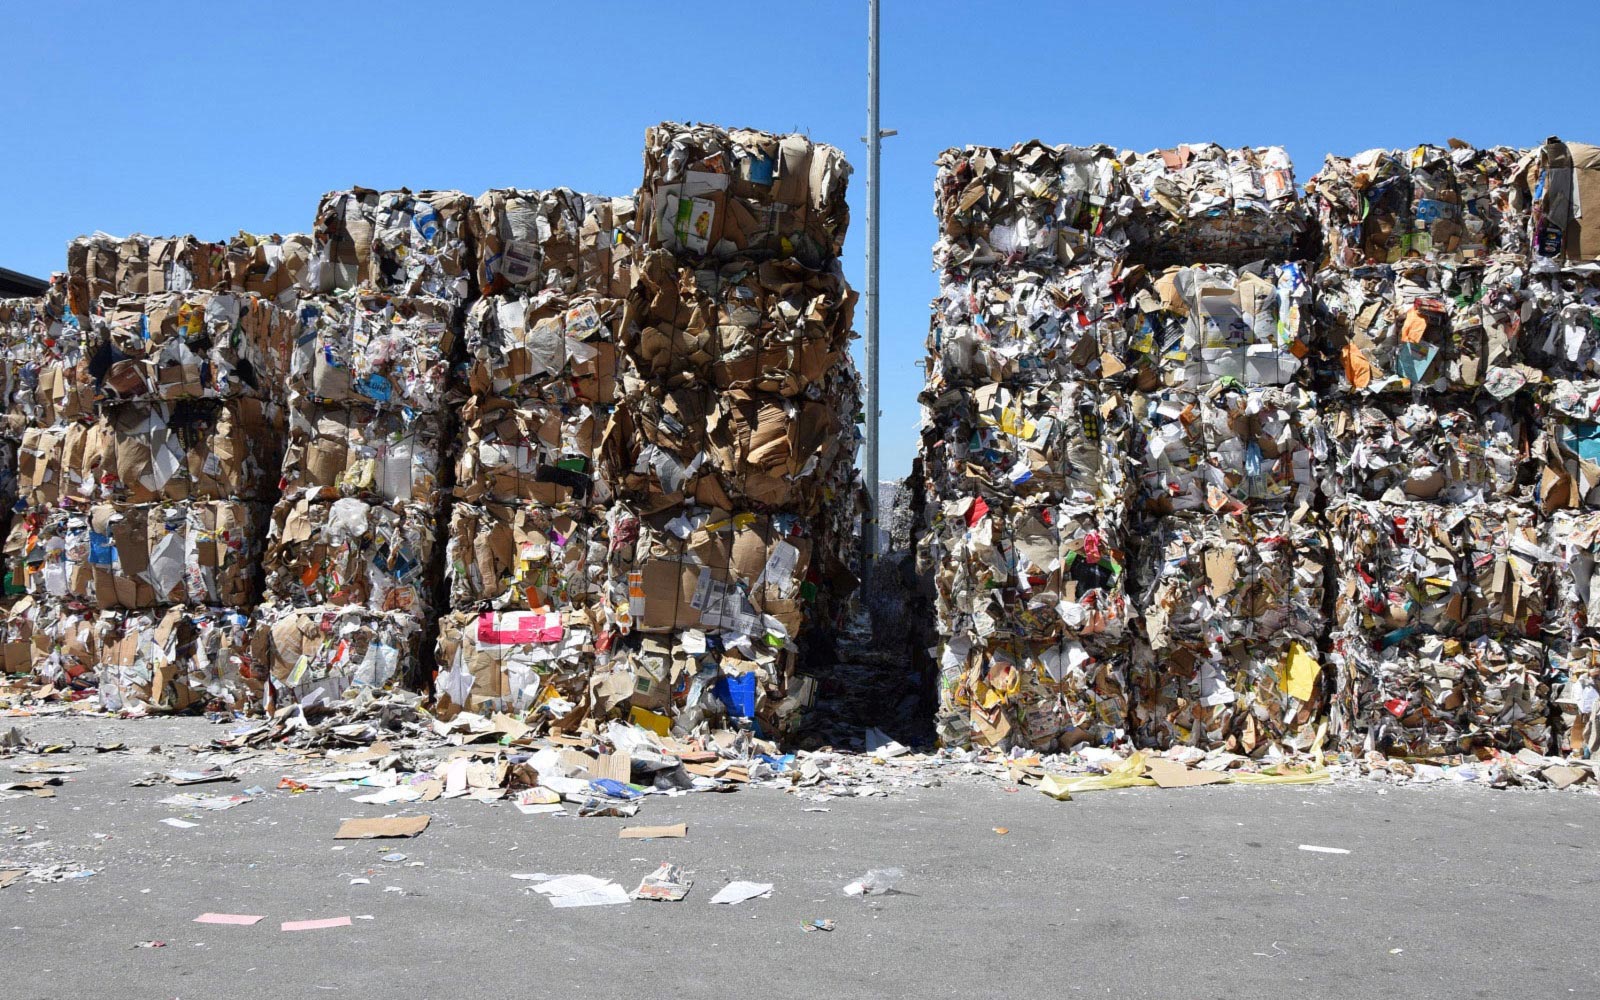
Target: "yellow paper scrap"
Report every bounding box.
[1279,642,1320,702]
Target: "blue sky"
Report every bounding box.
[3,0,1594,479]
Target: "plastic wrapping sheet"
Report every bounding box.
[935,636,1128,750]
[1129,636,1326,753]
[1329,499,1468,637]
[639,123,851,266]
[281,401,442,505]
[1524,267,1600,378]
[249,602,419,706]
[11,502,261,609]
[919,379,1131,506]
[1458,503,1548,639]
[624,250,855,394]
[1546,637,1600,757]
[1306,143,1532,267]
[445,502,601,612]
[454,396,599,506]
[925,260,1140,389]
[1312,254,1533,394]
[1324,394,1532,504]
[1128,262,1309,388]
[18,399,282,505]
[932,142,1133,269]
[928,496,1132,645]
[1132,383,1322,514]
[88,291,290,402]
[463,290,619,402]
[95,606,257,714]
[313,188,473,303]
[287,292,455,412]
[470,188,633,296]
[1543,510,1600,633]
[434,608,594,718]
[1331,630,1545,755]
[606,366,859,514]
[1124,144,1306,265]
[261,496,435,616]
[1528,138,1600,265]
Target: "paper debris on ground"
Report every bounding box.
[333,816,431,839]
[710,880,773,905]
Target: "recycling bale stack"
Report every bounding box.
[431,188,633,727]
[1119,145,1328,756]
[1529,138,1600,757]
[922,142,1140,750]
[250,189,471,707]
[598,123,862,741]
[1307,142,1552,756]
[5,233,311,713]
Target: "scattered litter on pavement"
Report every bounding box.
[193,913,264,926]
[333,816,430,840]
[1298,845,1351,855]
[709,880,773,905]
[159,818,198,829]
[619,823,686,840]
[633,864,692,902]
[281,917,352,932]
[843,868,904,897]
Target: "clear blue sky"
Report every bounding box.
[3,0,1593,479]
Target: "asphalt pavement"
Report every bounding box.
[3,715,1596,1000]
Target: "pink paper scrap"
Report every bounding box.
[280,916,352,932]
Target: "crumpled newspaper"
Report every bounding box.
[1325,394,1532,504]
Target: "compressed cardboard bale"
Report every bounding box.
[929,496,1132,645]
[935,636,1128,751]
[16,422,94,507]
[281,400,442,504]
[933,142,1134,269]
[1329,630,1470,755]
[1306,143,1532,267]
[1324,394,1533,504]
[462,290,619,403]
[95,606,257,714]
[1132,383,1322,514]
[84,398,283,504]
[287,292,455,413]
[1126,262,1310,388]
[88,290,291,402]
[3,279,94,427]
[1547,637,1600,757]
[444,502,601,611]
[1525,269,1600,380]
[1543,510,1600,633]
[262,496,435,616]
[1458,503,1548,639]
[250,602,419,705]
[1124,144,1306,265]
[1328,499,1468,637]
[453,395,600,505]
[222,232,313,306]
[67,234,228,318]
[470,188,633,296]
[4,598,99,689]
[19,501,264,609]
[919,378,1131,507]
[1456,633,1550,752]
[639,123,851,267]
[1311,254,1533,395]
[926,260,1144,391]
[1528,138,1600,264]
[624,250,856,394]
[433,607,594,718]
[313,188,474,303]
[1129,636,1326,753]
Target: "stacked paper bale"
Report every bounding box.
[4,236,306,712]
[1528,138,1600,757]
[0,292,58,682]
[1119,148,1326,756]
[431,188,632,727]
[1308,142,1553,755]
[597,123,861,740]
[250,189,470,707]
[923,142,1140,750]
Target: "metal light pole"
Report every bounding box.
[862,0,884,576]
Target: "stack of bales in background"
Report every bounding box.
[599,123,862,740]
[250,189,471,708]
[1307,144,1550,756]
[4,233,307,712]
[432,188,633,730]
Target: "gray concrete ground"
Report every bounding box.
[3,714,1596,1000]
